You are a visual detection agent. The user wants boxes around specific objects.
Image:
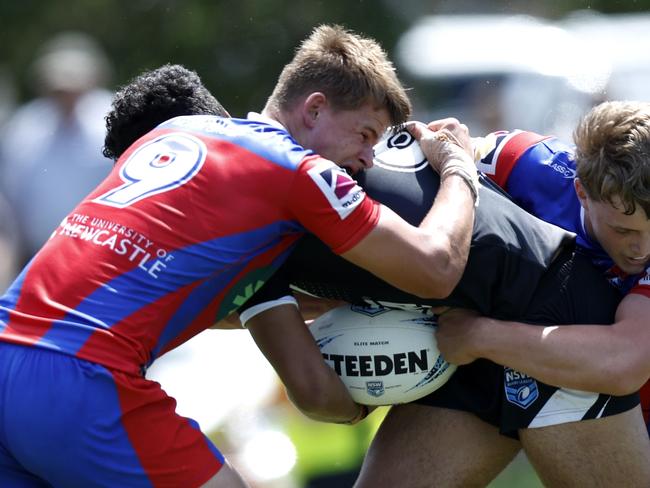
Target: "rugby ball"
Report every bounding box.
[309,304,456,406]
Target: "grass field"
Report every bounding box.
[489,452,543,488]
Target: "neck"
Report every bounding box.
[581,206,597,241]
[262,105,305,146]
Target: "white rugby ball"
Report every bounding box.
[309,305,456,406]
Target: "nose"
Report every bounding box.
[631,232,650,258]
[640,234,650,257]
[360,146,374,169]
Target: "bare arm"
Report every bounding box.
[247,304,368,424]
[436,294,650,395]
[342,120,477,299]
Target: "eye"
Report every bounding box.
[613,228,632,235]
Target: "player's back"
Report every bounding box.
[282,131,575,319]
[0,115,317,374]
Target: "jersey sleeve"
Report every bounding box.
[237,264,297,327]
[473,130,578,218]
[287,156,381,254]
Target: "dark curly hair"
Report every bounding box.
[103,64,228,160]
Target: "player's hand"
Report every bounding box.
[406,120,474,174]
[435,308,485,365]
[341,403,376,425]
[426,118,473,158]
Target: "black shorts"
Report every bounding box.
[415,250,639,438]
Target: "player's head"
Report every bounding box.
[573,100,650,273]
[103,63,228,160]
[263,24,411,174]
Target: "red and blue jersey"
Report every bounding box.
[474,130,650,299]
[0,115,380,375]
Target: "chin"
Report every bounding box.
[618,260,647,276]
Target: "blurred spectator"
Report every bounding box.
[0,191,19,292]
[0,64,16,130]
[0,31,114,264]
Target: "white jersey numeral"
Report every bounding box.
[95,133,207,208]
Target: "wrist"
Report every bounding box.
[479,317,510,360]
[440,161,480,207]
[341,403,369,425]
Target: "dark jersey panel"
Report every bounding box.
[243,152,575,320]
[289,171,573,319]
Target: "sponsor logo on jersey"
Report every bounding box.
[504,367,539,409]
[373,130,428,173]
[543,159,576,179]
[308,162,366,219]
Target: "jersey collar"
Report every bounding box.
[247,111,287,131]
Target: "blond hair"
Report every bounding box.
[574,101,650,217]
[266,24,411,128]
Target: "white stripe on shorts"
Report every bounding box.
[527,388,608,428]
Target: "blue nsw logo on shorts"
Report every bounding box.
[504,367,539,409]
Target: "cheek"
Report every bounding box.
[601,230,631,254]
[589,224,619,251]
[332,136,357,156]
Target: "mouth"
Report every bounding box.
[627,255,649,262]
[342,165,362,176]
[622,255,649,270]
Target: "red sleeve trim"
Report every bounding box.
[330,199,381,255]
[492,131,552,188]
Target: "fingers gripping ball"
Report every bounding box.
[309,305,457,406]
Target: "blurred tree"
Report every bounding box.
[2,1,649,117]
[0,0,409,117]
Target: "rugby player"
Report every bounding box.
[435,101,650,432]
[351,102,650,487]
[243,129,650,487]
[99,64,650,487]
[0,25,479,487]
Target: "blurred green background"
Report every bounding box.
[2,0,649,116]
[1,1,648,486]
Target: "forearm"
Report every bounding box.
[416,120,479,294]
[247,304,368,424]
[417,170,476,293]
[480,319,645,395]
[285,366,368,424]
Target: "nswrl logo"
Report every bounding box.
[504,367,539,409]
[366,380,385,397]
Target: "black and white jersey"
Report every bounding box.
[241,130,575,320]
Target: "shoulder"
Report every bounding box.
[476,130,575,182]
[158,116,316,171]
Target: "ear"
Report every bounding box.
[574,178,590,210]
[302,92,327,128]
